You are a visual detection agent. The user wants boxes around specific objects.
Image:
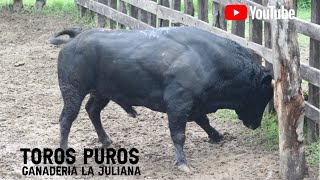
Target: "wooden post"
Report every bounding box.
[35,0,46,10]
[263,0,275,114]
[158,0,170,27]
[172,0,181,26]
[271,0,306,179]
[74,0,87,17]
[307,0,320,143]
[212,2,227,30]
[198,0,208,22]
[249,0,263,65]
[13,0,23,12]
[148,0,157,27]
[138,9,148,24]
[129,2,150,27]
[105,0,117,29]
[118,0,127,29]
[130,4,139,19]
[184,0,194,16]
[95,0,107,28]
[173,0,181,11]
[231,0,245,39]
[231,0,245,37]
[231,21,245,37]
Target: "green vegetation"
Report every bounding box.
[215,109,238,122]
[1,0,95,26]
[298,0,311,9]
[251,113,279,151]
[305,142,320,166]
[216,110,319,167]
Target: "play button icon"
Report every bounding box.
[234,9,240,16]
[225,4,248,20]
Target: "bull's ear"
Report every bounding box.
[261,74,272,87]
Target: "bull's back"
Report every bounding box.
[59,29,195,110]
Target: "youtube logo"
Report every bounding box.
[225,5,248,21]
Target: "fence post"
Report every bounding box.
[172,0,181,26]
[148,0,157,27]
[198,0,208,22]
[158,0,170,27]
[212,2,227,30]
[249,0,262,65]
[173,0,181,11]
[184,0,194,16]
[35,0,46,9]
[105,0,117,29]
[263,0,275,114]
[130,4,138,19]
[13,0,23,12]
[95,0,107,27]
[74,0,87,17]
[138,9,148,23]
[271,0,306,179]
[307,0,320,143]
[118,0,127,29]
[231,21,245,37]
[231,0,245,38]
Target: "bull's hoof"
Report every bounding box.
[209,133,224,144]
[177,164,191,173]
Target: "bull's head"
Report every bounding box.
[236,73,274,129]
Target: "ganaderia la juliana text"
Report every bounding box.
[22,165,141,176]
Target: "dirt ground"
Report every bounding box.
[0,11,318,180]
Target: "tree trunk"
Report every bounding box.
[271,0,306,179]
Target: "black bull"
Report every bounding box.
[50,27,273,172]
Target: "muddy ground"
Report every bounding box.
[0,11,318,180]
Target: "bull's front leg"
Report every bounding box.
[168,116,189,172]
[194,114,224,143]
[164,84,193,172]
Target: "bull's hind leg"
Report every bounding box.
[194,114,223,143]
[59,88,84,151]
[85,94,112,148]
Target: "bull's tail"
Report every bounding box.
[49,28,82,45]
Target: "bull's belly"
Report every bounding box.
[96,86,167,113]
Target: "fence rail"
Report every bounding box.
[76,0,320,125]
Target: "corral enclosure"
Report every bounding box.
[0,0,319,179]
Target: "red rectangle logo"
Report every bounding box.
[225,5,248,21]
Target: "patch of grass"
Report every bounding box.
[249,113,320,167]
[305,142,320,167]
[215,109,238,121]
[251,113,279,151]
[1,0,95,27]
[298,0,311,9]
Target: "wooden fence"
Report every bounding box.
[76,0,320,138]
